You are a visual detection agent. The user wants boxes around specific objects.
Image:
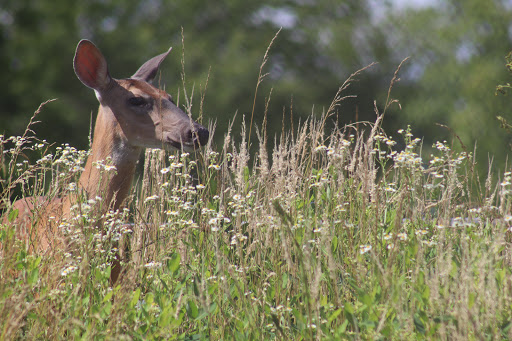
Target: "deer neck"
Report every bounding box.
[79,106,141,211]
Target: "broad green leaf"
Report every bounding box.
[8,209,19,222]
[328,308,342,323]
[167,253,181,274]
[187,300,198,319]
[130,288,141,309]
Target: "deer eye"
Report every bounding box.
[128,96,149,107]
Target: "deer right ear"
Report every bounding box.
[74,40,112,91]
[131,47,172,83]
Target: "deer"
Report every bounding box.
[4,39,209,283]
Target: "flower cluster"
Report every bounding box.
[501,171,512,195]
[314,135,353,159]
[54,144,88,172]
[60,265,78,277]
[208,213,231,232]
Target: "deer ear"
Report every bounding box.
[74,40,112,91]
[131,47,172,83]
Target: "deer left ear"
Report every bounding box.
[131,47,172,83]
[74,39,112,91]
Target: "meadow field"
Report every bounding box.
[1,64,512,340]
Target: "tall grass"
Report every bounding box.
[1,60,512,340]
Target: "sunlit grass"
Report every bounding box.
[1,72,512,340]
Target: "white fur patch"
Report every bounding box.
[94,90,102,102]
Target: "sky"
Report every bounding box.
[390,0,440,8]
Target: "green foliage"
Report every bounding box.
[2,78,512,338]
[379,0,512,174]
[495,51,512,96]
[2,0,511,178]
[496,51,512,149]
[2,16,512,337]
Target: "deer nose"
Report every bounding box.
[188,125,209,146]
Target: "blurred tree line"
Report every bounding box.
[1,0,511,175]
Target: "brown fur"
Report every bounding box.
[4,40,208,284]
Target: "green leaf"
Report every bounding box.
[328,308,342,323]
[449,261,458,278]
[414,313,426,334]
[145,293,154,308]
[167,253,181,274]
[32,256,42,269]
[82,295,90,306]
[267,285,275,300]
[338,319,349,333]
[468,292,476,309]
[193,276,200,296]
[331,235,338,253]
[187,300,198,319]
[243,166,250,183]
[361,293,372,306]
[292,308,305,323]
[344,302,354,315]
[282,272,288,289]
[496,268,506,286]
[8,209,19,222]
[27,267,39,285]
[159,305,173,328]
[422,285,430,301]
[27,311,41,322]
[208,280,219,295]
[196,310,209,321]
[433,315,454,323]
[320,295,327,307]
[130,288,141,309]
[417,271,425,286]
[209,178,217,196]
[101,301,112,319]
[103,289,114,303]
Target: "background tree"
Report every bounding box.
[377,0,512,173]
[1,0,511,175]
